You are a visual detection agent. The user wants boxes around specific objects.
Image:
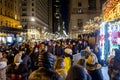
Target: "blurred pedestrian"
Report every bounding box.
[8,49,28,80]
[108,49,120,80]
[54,58,67,80]
[28,50,63,80]
[66,65,87,80]
[0,52,7,80]
[64,48,73,72]
[93,43,102,65]
[77,58,92,80]
[55,41,64,57]
[85,46,103,80]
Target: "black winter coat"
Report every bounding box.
[88,68,103,80]
[7,63,28,80]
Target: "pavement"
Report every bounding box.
[101,66,110,80]
[73,55,110,80]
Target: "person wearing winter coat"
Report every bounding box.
[55,41,64,57]
[77,58,92,80]
[54,58,67,80]
[85,46,103,80]
[108,49,120,80]
[14,48,24,64]
[64,48,73,72]
[93,43,102,64]
[72,41,79,55]
[28,50,63,80]
[0,52,7,80]
[66,65,88,80]
[30,46,39,71]
[7,50,28,80]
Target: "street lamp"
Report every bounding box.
[31,17,35,22]
[26,17,36,40]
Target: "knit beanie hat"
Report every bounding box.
[66,65,87,80]
[85,46,91,53]
[64,48,72,55]
[87,53,98,65]
[86,53,101,70]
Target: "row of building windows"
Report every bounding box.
[21,13,27,16]
[0,21,17,27]
[0,8,14,18]
[22,3,27,6]
[78,0,97,10]
[35,1,48,21]
[22,0,34,1]
[22,3,34,6]
[22,8,34,11]
[0,1,13,9]
[21,18,28,22]
[72,8,83,14]
[21,12,34,16]
[20,0,49,28]
[77,19,83,29]
[72,7,100,14]
[0,0,2,3]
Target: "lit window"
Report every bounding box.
[78,2,82,7]
[78,9,82,14]
[77,19,83,29]
[88,0,96,10]
[32,8,34,11]
[22,3,27,6]
[0,8,2,14]
[32,3,34,6]
[32,13,34,16]
[22,8,27,11]
[22,13,27,16]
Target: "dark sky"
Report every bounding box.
[61,0,69,33]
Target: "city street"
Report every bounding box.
[0,0,120,80]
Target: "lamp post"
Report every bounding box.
[23,17,36,41]
[28,17,35,40]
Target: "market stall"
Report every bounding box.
[100,0,120,62]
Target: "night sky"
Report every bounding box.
[61,0,69,34]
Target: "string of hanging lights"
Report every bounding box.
[103,0,120,21]
[83,16,103,34]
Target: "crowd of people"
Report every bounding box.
[0,39,120,80]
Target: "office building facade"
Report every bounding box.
[0,0,21,43]
[21,0,52,40]
[52,0,63,36]
[0,0,21,32]
[69,0,106,39]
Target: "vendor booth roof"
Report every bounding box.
[103,0,120,21]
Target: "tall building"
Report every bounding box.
[0,0,21,43]
[52,0,63,35]
[21,0,52,40]
[0,0,21,34]
[69,0,106,39]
